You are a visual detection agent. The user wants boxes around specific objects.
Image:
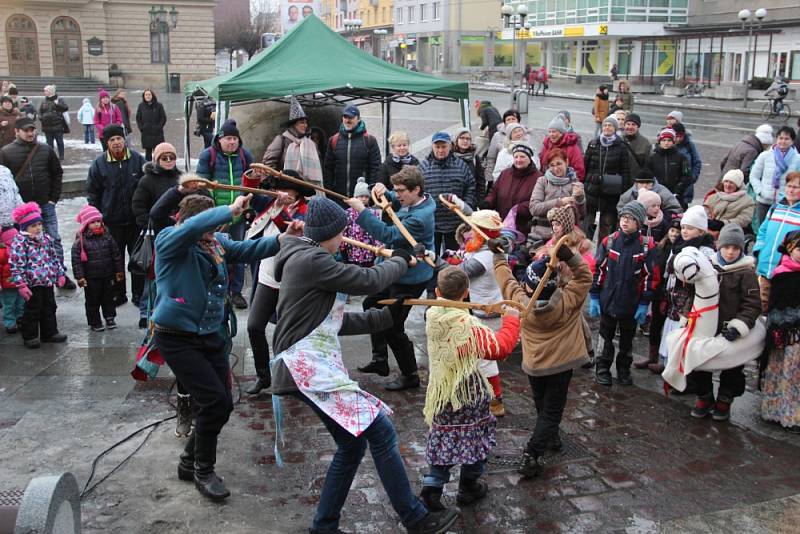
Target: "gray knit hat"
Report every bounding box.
[304,197,348,243]
[353,177,370,198]
[619,200,646,228]
[547,116,567,134]
[717,223,745,250]
[602,116,619,130]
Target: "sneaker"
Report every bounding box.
[90,324,105,332]
[61,276,77,290]
[691,397,714,419]
[139,317,148,329]
[489,398,506,417]
[230,293,248,309]
[105,318,117,330]
[711,398,731,421]
[24,338,41,349]
[518,452,545,478]
[384,374,420,391]
[42,333,67,343]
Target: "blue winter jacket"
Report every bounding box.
[152,206,280,334]
[419,152,475,233]
[591,229,658,318]
[753,197,800,278]
[356,191,435,285]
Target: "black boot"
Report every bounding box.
[456,477,487,505]
[246,370,271,395]
[420,486,446,511]
[406,508,459,534]
[178,433,196,481]
[518,452,545,478]
[193,434,230,501]
[616,352,633,386]
[357,359,390,377]
[384,373,420,391]
[595,361,612,386]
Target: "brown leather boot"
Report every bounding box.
[634,345,659,369]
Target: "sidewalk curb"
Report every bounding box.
[470,82,794,118]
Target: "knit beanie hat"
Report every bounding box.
[681,205,708,231]
[658,128,676,141]
[625,113,642,127]
[667,110,683,122]
[506,123,525,139]
[637,189,661,211]
[778,230,800,255]
[619,200,646,228]
[153,142,177,163]
[721,169,745,190]
[546,205,575,232]
[524,257,558,299]
[755,124,774,145]
[218,119,240,139]
[547,116,567,134]
[717,223,745,250]
[76,205,103,232]
[44,84,56,94]
[98,89,109,99]
[353,177,370,198]
[12,202,42,230]
[304,197,348,243]
[102,124,125,141]
[634,169,655,183]
[512,143,534,160]
[556,110,571,122]
[1,226,17,245]
[453,127,471,141]
[602,116,619,130]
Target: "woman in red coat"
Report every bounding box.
[540,115,585,181]
[482,143,541,236]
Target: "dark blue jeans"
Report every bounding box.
[422,460,485,489]
[295,394,428,533]
[44,132,64,159]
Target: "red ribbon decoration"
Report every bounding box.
[663,302,719,396]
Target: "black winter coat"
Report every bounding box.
[323,126,382,199]
[86,150,146,226]
[136,100,167,150]
[38,96,68,134]
[478,104,502,139]
[0,139,62,204]
[71,228,124,280]
[646,146,691,198]
[453,147,486,204]
[584,136,631,211]
[131,162,181,231]
[377,154,420,189]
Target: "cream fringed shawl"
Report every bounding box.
[424,305,498,426]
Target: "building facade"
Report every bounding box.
[1,0,216,91]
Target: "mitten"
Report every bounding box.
[18,285,32,301]
[634,303,649,325]
[57,276,66,288]
[721,327,740,342]
[589,296,601,318]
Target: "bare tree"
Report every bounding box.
[240,11,280,59]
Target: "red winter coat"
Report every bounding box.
[0,243,15,289]
[483,164,541,236]
[540,132,586,181]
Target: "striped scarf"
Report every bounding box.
[283,130,323,187]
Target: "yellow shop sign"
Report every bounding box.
[564,26,584,37]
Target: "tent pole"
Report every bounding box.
[460,99,471,130]
[184,96,191,172]
[384,99,391,157]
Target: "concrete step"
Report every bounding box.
[10,76,104,95]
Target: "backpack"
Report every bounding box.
[330,131,377,152]
[605,230,651,258]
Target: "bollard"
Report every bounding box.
[4,473,82,534]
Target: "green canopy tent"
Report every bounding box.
[182,14,470,168]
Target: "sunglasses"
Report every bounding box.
[160,155,177,162]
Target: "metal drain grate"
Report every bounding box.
[0,489,24,506]
[487,434,593,473]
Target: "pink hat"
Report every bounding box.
[1,226,17,245]
[12,202,42,230]
[76,205,103,232]
[98,89,110,99]
[637,189,662,210]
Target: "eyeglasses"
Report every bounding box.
[394,187,408,193]
[160,155,177,162]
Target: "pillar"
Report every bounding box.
[575,39,584,82]
[609,37,618,75]
[545,41,553,70]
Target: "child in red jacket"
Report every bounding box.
[1,226,24,333]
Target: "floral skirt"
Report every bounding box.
[426,396,496,466]
[761,343,800,428]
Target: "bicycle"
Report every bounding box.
[684,82,705,98]
[471,70,491,83]
[761,99,791,122]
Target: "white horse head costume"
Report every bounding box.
[662,247,766,391]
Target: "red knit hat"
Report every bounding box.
[12,202,42,230]
[75,205,103,262]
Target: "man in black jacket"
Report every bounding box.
[38,85,68,160]
[323,105,381,202]
[0,117,76,289]
[87,124,146,305]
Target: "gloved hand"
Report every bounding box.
[488,238,508,254]
[555,243,575,262]
[445,194,473,215]
[721,327,740,342]
[707,219,724,232]
[57,276,66,288]
[634,303,649,325]
[78,278,88,288]
[391,248,415,267]
[18,285,32,302]
[589,296,601,318]
[413,243,426,258]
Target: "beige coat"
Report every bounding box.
[704,190,755,230]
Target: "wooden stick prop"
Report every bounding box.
[181,176,281,198]
[250,163,350,201]
[378,298,525,315]
[525,234,570,314]
[438,194,490,241]
[341,237,393,259]
[371,187,436,267]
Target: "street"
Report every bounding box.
[1,88,799,533]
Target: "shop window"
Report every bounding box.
[494,41,513,66]
[790,51,800,81]
[460,36,485,67]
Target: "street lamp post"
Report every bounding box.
[343,18,363,46]
[501,3,528,89]
[738,7,767,108]
[149,5,178,92]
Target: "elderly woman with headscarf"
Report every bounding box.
[262,96,322,186]
[492,123,538,180]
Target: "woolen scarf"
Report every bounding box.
[645,209,664,229]
[772,145,797,190]
[599,133,617,147]
[283,129,323,186]
[391,153,415,164]
[544,168,575,187]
